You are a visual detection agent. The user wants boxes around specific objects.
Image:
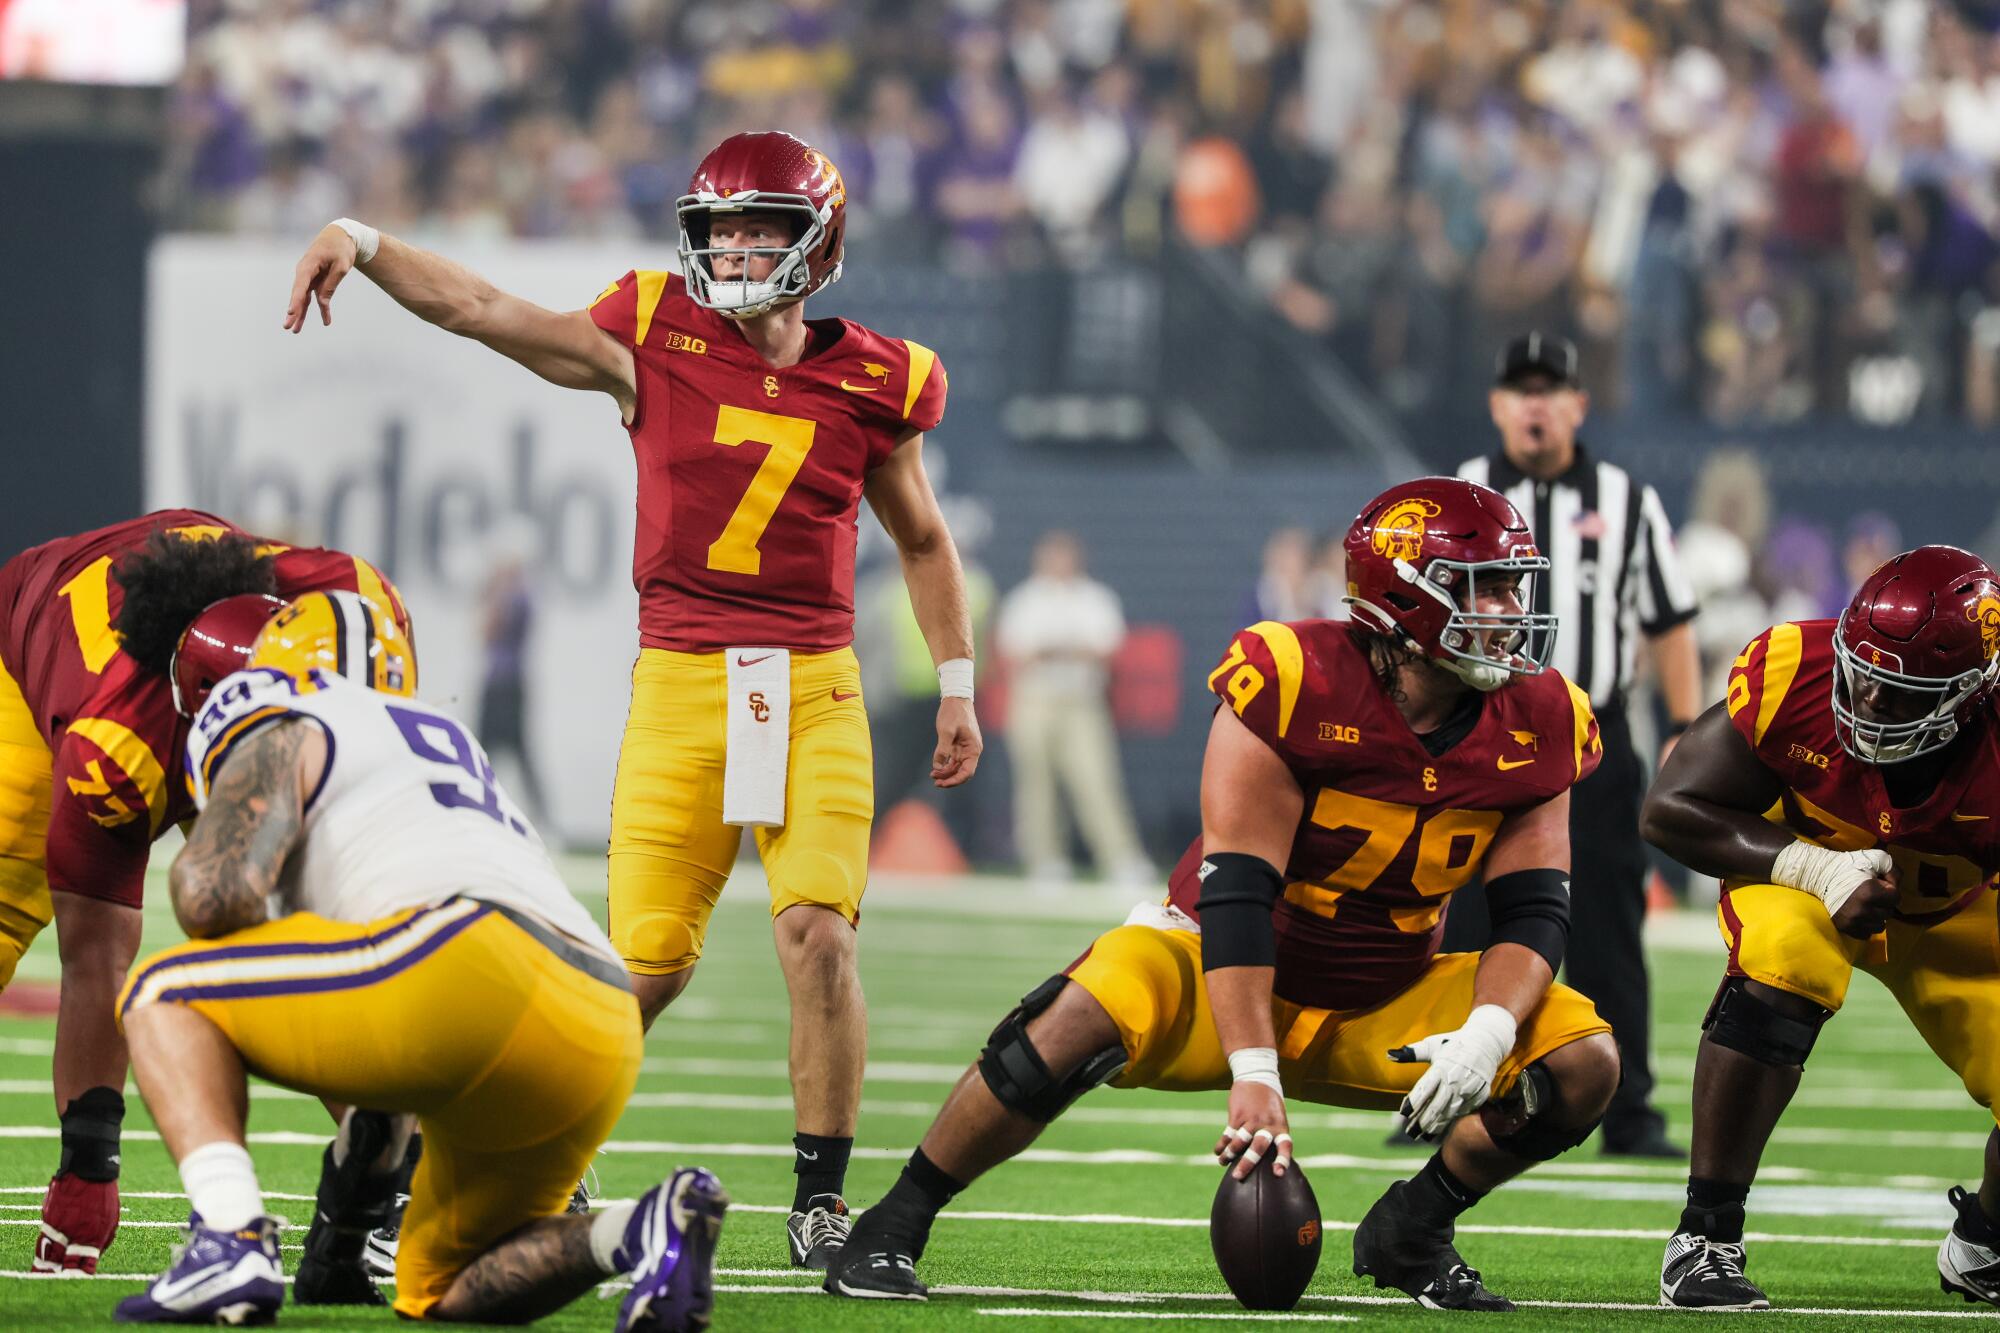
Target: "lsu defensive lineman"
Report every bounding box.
[115,591,723,1329]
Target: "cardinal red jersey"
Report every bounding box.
[1724,619,2000,924]
[0,510,410,906]
[1166,620,1602,1011]
[588,270,946,652]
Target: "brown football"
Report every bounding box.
[1209,1157,1323,1310]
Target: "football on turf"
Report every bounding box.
[1210,1156,1323,1310]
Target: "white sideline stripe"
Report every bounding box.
[979,1310,1355,1323]
[6,1268,1997,1319]
[0,1190,1942,1251]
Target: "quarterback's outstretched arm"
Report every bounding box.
[169,720,325,939]
[284,224,637,417]
[865,432,983,788]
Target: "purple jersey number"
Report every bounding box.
[384,704,527,834]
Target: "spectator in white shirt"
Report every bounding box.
[995,531,1150,888]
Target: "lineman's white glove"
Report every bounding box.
[1389,1004,1517,1139]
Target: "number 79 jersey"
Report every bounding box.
[1166,620,1601,1012]
[185,668,608,951]
[589,270,947,654]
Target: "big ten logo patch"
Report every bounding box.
[749,691,770,723]
[1786,743,1830,770]
[1319,722,1360,744]
[665,331,707,355]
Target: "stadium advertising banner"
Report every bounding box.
[147,237,647,846]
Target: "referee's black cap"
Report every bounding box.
[1494,331,1580,388]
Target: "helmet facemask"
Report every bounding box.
[1831,622,1993,764]
[1386,551,1558,692]
[675,195,838,318]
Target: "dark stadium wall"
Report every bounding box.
[0,138,154,549]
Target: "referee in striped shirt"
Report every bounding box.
[1450,332,1703,1158]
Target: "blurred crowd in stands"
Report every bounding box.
[169,0,2000,427]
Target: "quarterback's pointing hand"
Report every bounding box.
[1390,1004,1518,1140]
[285,224,359,333]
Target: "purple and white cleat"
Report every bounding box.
[614,1167,728,1333]
[115,1215,284,1325]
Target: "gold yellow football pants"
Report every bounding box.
[1720,881,2000,1123]
[1068,925,1610,1107]
[609,646,873,975]
[0,654,52,992]
[118,898,643,1319]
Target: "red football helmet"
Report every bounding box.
[170,593,287,717]
[676,131,846,317]
[1343,476,1556,691]
[1832,545,2000,763]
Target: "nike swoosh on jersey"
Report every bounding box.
[736,653,775,667]
[1496,756,1535,771]
[1951,812,1990,821]
[831,689,860,701]
[839,380,882,393]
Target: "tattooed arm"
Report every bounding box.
[169,719,326,939]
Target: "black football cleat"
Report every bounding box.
[822,1206,927,1300]
[787,1193,852,1270]
[1352,1180,1514,1311]
[293,1245,386,1307]
[1659,1230,1770,1309]
[1939,1186,2000,1306]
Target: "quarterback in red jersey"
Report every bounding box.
[827,478,1619,1310]
[0,512,409,1273]
[1644,546,2000,1311]
[285,129,982,1265]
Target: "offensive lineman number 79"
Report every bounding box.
[706,405,816,576]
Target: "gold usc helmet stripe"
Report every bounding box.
[249,590,417,697]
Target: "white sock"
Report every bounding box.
[588,1201,637,1274]
[179,1142,264,1232]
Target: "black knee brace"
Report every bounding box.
[1479,1061,1598,1161]
[977,975,1128,1123]
[1703,975,1828,1068]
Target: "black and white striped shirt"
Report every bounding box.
[1457,445,1698,710]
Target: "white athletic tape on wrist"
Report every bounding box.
[938,658,974,700]
[332,217,380,264]
[1227,1046,1283,1096]
[1771,840,1892,919]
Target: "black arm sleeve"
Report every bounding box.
[1198,852,1284,972]
[1484,867,1571,974]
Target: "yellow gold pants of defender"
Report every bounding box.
[117,898,643,1319]
[1720,881,2000,1124]
[1068,925,1610,1108]
[609,646,873,975]
[0,653,52,991]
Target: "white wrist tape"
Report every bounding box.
[1770,841,1893,919]
[1227,1046,1283,1095]
[938,658,974,700]
[332,217,380,264]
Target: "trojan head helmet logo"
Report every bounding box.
[1370,498,1442,563]
[805,149,846,213]
[1971,594,2000,662]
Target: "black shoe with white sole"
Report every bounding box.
[1659,1230,1770,1309]
[1939,1186,2000,1306]
[787,1194,852,1270]
[1352,1179,1514,1311]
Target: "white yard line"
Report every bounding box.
[976,1310,1356,1323]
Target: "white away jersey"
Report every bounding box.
[186,667,610,955]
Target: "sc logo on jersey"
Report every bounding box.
[748,691,771,723]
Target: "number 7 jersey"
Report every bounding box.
[589,270,948,653]
[185,668,609,952]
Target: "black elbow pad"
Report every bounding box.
[1485,867,1571,974]
[1197,852,1284,972]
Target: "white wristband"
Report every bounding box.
[332,217,380,265]
[1227,1046,1283,1095]
[938,657,974,700]
[1770,840,1892,919]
